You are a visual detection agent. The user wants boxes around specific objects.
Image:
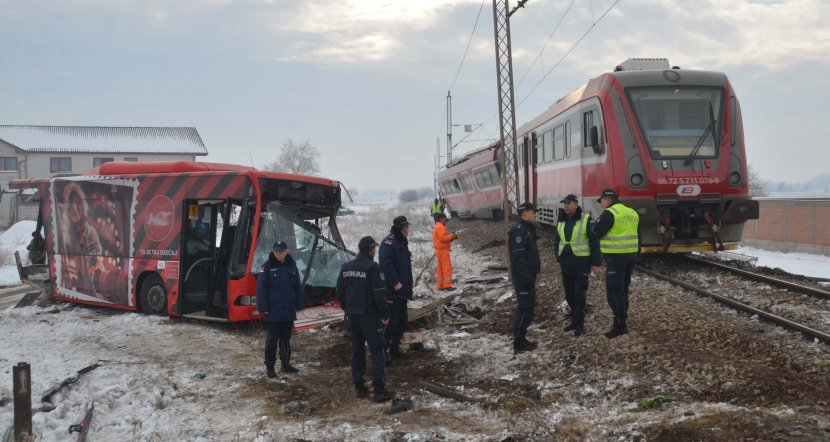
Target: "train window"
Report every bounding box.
[730,96,737,146]
[583,111,594,147]
[627,86,723,159]
[553,125,565,161]
[543,130,553,163]
[534,132,543,165]
[473,167,498,189]
[564,121,571,158]
[460,173,474,192]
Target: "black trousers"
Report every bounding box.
[512,276,537,340]
[604,254,636,326]
[561,268,589,326]
[264,321,293,369]
[385,298,408,350]
[348,315,386,388]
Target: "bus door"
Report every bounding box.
[180,199,238,318]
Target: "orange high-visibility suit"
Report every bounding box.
[433,221,456,290]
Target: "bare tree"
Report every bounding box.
[398,189,420,203]
[263,139,321,175]
[747,163,768,197]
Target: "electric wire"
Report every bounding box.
[517,0,621,107]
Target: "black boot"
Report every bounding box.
[355,383,369,399]
[265,363,277,379]
[389,346,408,360]
[604,319,628,339]
[372,386,395,403]
[563,322,576,332]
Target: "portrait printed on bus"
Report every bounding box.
[52,180,135,305]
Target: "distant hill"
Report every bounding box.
[766,174,830,196]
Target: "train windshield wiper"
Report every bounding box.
[684,103,717,165]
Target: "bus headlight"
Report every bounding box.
[236,295,255,306]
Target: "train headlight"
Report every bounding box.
[729,172,742,185]
[630,173,644,186]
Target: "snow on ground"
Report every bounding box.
[730,246,830,279]
[0,220,37,287]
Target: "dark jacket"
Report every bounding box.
[553,207,601,271]
[255,253,304,322]
[508,219,540,289]
[335,252,390,320]
[379,228,413,300]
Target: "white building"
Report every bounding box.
[0,125,209,226]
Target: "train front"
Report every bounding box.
[611,67,759,252]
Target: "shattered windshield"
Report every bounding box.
[627,86,723,159]
[251,201,354,291]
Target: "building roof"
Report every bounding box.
[0,125,208,155]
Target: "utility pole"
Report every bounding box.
[493,0,527,278]
[446,91,453,165]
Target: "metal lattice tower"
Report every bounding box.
[492,0,525,218]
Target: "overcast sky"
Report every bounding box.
[1,0,828,191]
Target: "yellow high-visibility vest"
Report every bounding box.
[431,201,443,215]
[557,213,591,257]
[600,203,639,254]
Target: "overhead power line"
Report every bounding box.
[515,0,576,90]
[517,0,621,107]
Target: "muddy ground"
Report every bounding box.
[239,219,830,440]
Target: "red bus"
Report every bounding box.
[11,161,353,323]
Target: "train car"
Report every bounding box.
[437,144,503,219]
[440,58,760,253]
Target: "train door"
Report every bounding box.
[525,132,537,204]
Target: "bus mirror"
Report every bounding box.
[590,126,602,155]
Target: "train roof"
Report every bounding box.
[517,67,731,136]
[439,143,499,175]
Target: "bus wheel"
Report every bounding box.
[139,274,167,316]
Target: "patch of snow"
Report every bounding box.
[733,246,830,279]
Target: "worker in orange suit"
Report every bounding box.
[432,213,459,291]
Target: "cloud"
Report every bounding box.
[265,0,482,63]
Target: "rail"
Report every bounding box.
[635,265,830,345]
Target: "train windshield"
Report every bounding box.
[627,87,723,159]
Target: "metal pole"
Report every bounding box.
[446,91,453,165]
[13,362,32,441]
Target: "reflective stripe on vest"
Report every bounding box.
[557,213,590,257]
[431,201,442,214]
[600,204,640,254]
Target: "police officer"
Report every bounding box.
[591,189,640,338]
[431,198,444,217]
[553,194,601,336]
[509,202,541,353]
[256,240,305,377]
[379,215,414,362]
[335,236,394,402]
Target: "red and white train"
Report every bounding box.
[437,58,759,253]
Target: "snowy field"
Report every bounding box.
[2,201,830,439]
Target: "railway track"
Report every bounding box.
[636,256,830,345]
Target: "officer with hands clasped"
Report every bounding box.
[256,240,305,378]
[591,188,640,338]
[509,202,541,353]
[379,216,414,363]
[553,194,602,336]
[335,236,395,402]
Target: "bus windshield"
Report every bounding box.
[251,200,353,304]
[627,86,723,159]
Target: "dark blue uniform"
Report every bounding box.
[553,207,601,331]
[256,254,304,374]
[335,252,390,390]
[378,229,413,355]
[508,219,540,345]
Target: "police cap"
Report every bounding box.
[560,194,579,204]
[358,236,378,250]
[597,188,619,202]
[517,202,537,213]
[393,216,411,227]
